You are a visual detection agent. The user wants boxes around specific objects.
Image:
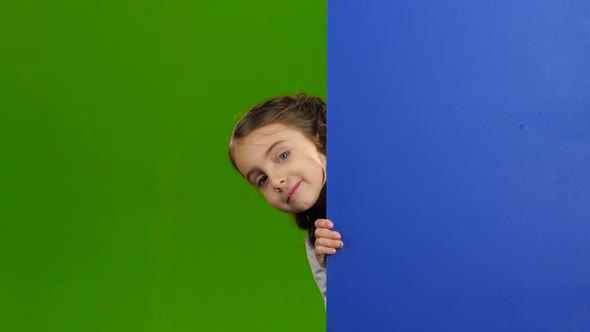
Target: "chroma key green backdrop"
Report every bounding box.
[0,1,326,331]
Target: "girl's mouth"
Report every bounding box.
[287,181,301,203]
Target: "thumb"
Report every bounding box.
[315,252,326,269]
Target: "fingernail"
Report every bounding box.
[331,249,336,254]
[339,241,343,248]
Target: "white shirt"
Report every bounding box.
[305,237,327,309]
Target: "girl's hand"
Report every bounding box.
[314,218,343,268]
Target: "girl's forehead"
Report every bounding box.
[241,123,296,144]
[234,124,282,152]
[233,124,301,171]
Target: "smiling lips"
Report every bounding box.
[287,181,301,203]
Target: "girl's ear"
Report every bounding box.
[315,124,326,153]
[318,123,327,138]
[314,134,323,149]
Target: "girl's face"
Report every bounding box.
[233,123,327,214]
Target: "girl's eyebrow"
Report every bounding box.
[245,140,286,181]
[246,169,260,185]
[264,140,286,158]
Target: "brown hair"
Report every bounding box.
[229,93,327,246]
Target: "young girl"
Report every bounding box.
[228,93,343,307]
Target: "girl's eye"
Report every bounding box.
[278,151,289,162]
[257,175,268,187]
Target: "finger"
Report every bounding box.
[316,237,344,249]
[314,218,334,229]
[315,245,338,256]
[315,228,341,240]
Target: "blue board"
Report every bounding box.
[327,1,590,331]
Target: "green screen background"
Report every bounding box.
[1,1,326,331]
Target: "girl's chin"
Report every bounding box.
[277,202,312,214]
[279,206,305,214]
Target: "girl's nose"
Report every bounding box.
[271,176,287,191]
